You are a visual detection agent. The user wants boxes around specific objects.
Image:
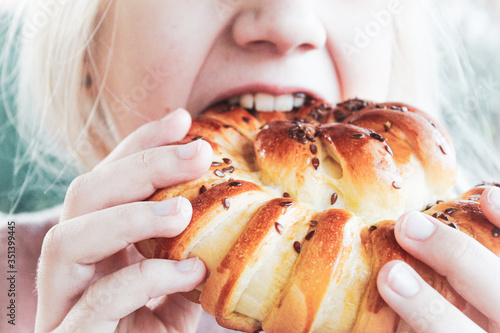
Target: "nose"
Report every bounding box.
[231,1,327,56]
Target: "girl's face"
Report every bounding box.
[98,0,398,138]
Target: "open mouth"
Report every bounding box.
[220,92,315,112]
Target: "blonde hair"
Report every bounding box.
[1,0,499,213]
[1,0,116,212]
[18,0,116,167]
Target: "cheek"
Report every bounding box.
[322,1,396,101]
[100,1,222,138]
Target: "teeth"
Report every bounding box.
[293,94,306,108]
[255,93,275,112]
[239,94,254,110]
[230,93,307,112]
[275,94,294,111]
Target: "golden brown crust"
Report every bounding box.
[317,123,403,213]
[263,209,353,333]
[138,181,267,260]
[355,221,466,333]
[344,103,456,193]
[202,106,262,141]
[424,194,500,256]
[133,99,494,333]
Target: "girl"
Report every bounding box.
[1,0,499,332]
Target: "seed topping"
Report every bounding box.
[305,230,317,241]
[351,133,364,139]
[283,192,291,198]
[229,181,242,187]
[222,166,235,173]
[310,144,318,155]
[312,157,320,170]
[435,212,449,221]
[444,207,458,215]
[280,201,294,207]
[385,145,393,156]
[333,110,347,122]
[310,220,318,227]
[223,158,232,165]
[223,198,230,210]
[214,169,225,178]
[392,181,402,189]
[336,98,370,112]
[293,241,302,253]
[308,105,331,123]
[199,185,207,195]
[275,222,285,235]
[331,193,338,205]
[492,227,500,237]
[288,122,317,145]
[384,121,393,132]
[370,132,387,142]
[424,203,434,211]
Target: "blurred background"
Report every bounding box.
[1,1,77,214]
[1,0,499,214]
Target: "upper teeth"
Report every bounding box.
[228,93,307,112]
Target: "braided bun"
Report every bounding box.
[136,99,499,332]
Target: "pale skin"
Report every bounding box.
[31,0,500,332]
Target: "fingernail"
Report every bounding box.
[487,187,500,211]
[175,257,199,273]
[176,140,201,160]
[179,198,193,220]
[401,212,436,241]
[388,262,421,297]
[152,197,182,216]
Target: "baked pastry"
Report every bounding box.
[136,98,500,332]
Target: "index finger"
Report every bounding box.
[62,139,212,221]
[97,108,192,168]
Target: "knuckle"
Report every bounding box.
[64,174,90,207]
[138,260,156,282]
[137,260,157,299]
[41,225,62,260]
[439,233,473,277]
[81,282,104,314]
[138,148,156,170]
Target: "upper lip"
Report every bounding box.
[203,83,327,111]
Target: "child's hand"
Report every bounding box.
[378,187,500,332]
[35,109,213,333]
